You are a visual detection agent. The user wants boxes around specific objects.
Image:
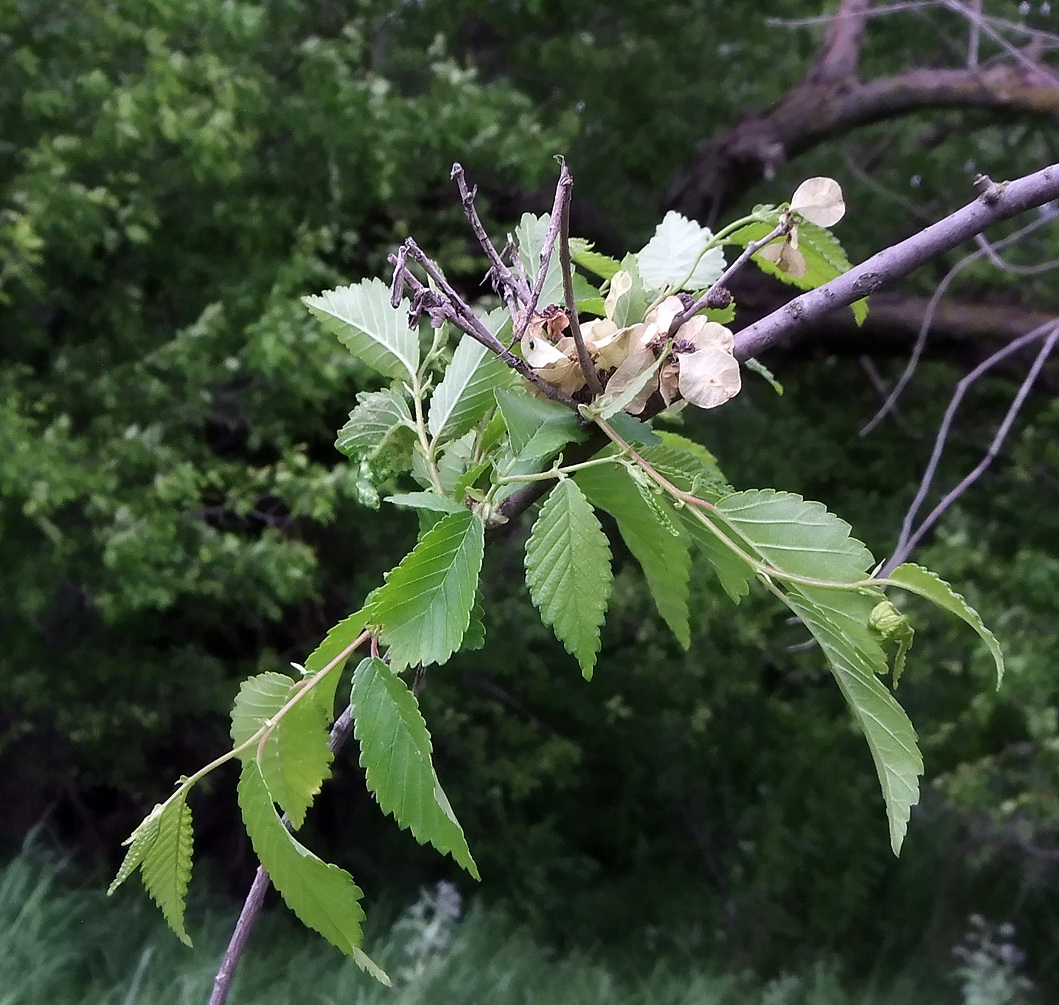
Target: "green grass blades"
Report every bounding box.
[369,510,485,670]
[524,479,612,680]
[351,656,479,878]
[108,794,194,946]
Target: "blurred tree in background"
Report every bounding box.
[3,0,1059,985]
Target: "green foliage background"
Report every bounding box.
[3,0,1059,984]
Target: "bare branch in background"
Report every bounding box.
[881,318,1059,575]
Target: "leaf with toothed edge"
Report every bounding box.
[525,479,613,679]
[351,657,479,877]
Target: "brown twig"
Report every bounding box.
[450,162,530,310]
[209,704,357,1005]
[557,165,603,396]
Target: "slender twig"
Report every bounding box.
[734,161,1059,362]
[514,163,572,343]
[669,222,790,335]
[209,704,358,1005]
[557,166,603,396]
[860,211,1056,435]
[450,163,530,308]
[880,318,1059,576]
[389,245,578,408]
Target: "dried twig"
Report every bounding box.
[880,318,1059,576]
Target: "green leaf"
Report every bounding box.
[303,610,368,674]
[335,389,415,477]
[681,509,755,603]
[607,412,662,446]
[230,671,334,830]
[887,563,1004,687]
[785,589,922,854]
[304,278,420,379]
[351,657,479,877]
[495,387,585,462]
[517,212,564,308]
[464,591,486,651]
[744,357,783,395]
[369,510,485,669]
[732,221,868,324]
[717,489,874,585]
[238,761,388,983]
[524,479,613,679]
[572,246,621,281]
[640,442,730,501]
[385,492,466,514]
[576,460,691,648]
[637,211,725,291]
[109,794,194,946]
[428,320,515,444]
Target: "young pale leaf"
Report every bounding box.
[386,492,467,514]
[351,657,479,877]
[237,762,388,983]
[524,479,613,679]
[109,795,194,946]
[785,588,923,854]
[604,257,649,327]
[495,387,585,462]
[733,221,868,325]
[718,489,874,585]
[428,315,516,444]
[336,389,415,475]
[369,510,485,669]
[638,211,725,291]
[304,278,420,379]
[744,357,784,395]
[576,460,692,648]
[230,671,335,830]
[887,563,1004,687]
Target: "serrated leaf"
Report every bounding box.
[681,509,755,603]
[606,412,662,446]
[572,247,621,281]
[887,563,1004,687]
[230,671,334,830]
[604,257,649,328]
[638,212,725,291]
[524,480,612,678]
[304,278,419,379]
[576,460,691,648]
[718,489,874,585]
[785,588,922,854]
[238,762,387,982]
[744,357,784,395]
[304,610,368,674]
[351,657,479,877]
[732,222,867,324]
[336,389,415,477]
[640,442,730,501]
[369,510,484,669]
[428,320,516,444]
[109,795,194,946]
[517,212,564,308]
[495,387,585,462]
[463,591,486,651]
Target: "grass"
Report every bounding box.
[0,852,951,1005]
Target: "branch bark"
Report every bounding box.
[671,57,1059,223]
[733,161,1059,361]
